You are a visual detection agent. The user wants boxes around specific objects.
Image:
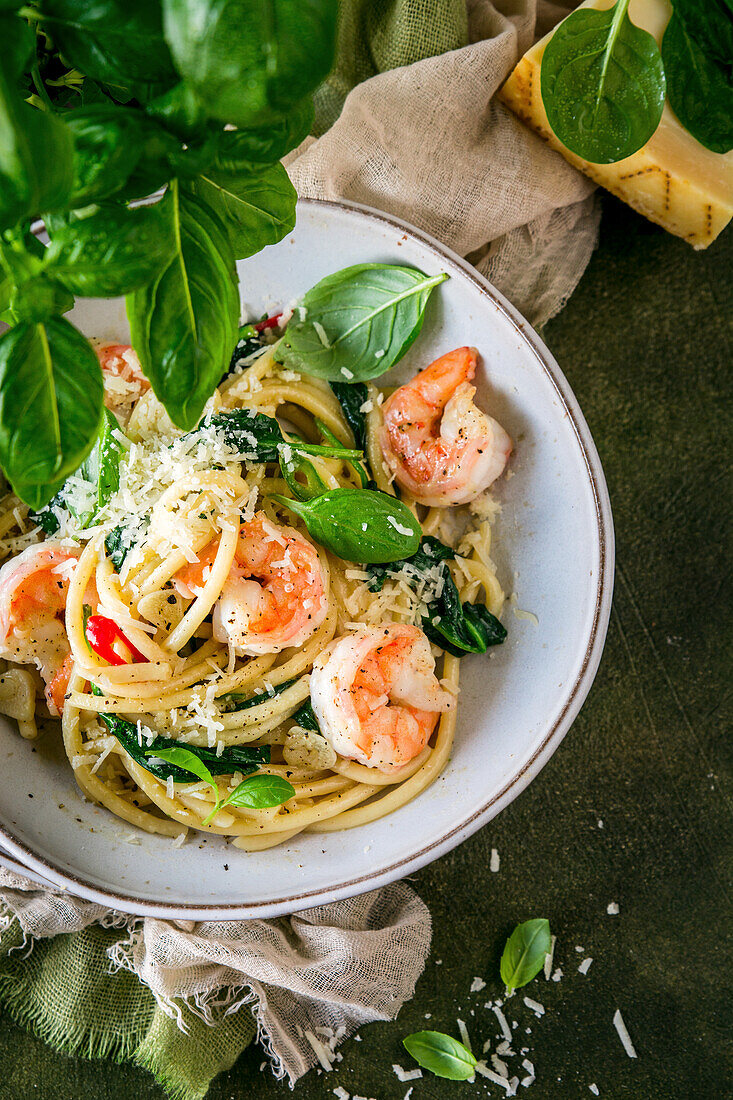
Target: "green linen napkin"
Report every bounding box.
[0,918,254,1100]
[314,0,468,133]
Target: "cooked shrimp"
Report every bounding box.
[380,346,512,506]
[96,343,150,412]
[310,623,453,773]
[0,544,81,715]
[173,512,328,656]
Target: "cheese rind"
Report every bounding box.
[498,0,733,249]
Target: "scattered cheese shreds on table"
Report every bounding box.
[544,935,556,980]
[490,847,501,872]
[613,1009,638,1059]
[607,902,620,915]
[523,996,545,1017]
[392,1065,422,1082]
[578,957,593,976]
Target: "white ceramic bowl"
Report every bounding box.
[0,199,613,917]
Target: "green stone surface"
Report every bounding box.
[1,195,730,1098]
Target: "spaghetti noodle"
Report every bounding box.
[0,335,510,850]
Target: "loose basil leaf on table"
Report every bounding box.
[662,12,733,155]
[540,0,665,164]
[188,162,297,259]
[98,710,269,780]
[500,918,552,992]
[402,1031,476,1081]
[127,181,240,431]
[221,773,296,811]
[272,487,422,564]
[275,263,448,382]
[44,200,171,297]
[0,317,103,510]
[162,0,337,127]
[0,65,74,232]
[38,0,178,94]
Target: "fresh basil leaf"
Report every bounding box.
[162,0,337,128]
[662,12,733,155]
[290,698,319,733]
[38,0,177,94]
[44,200,171,296]
[221,772,295,810]
[1,15,33,78]
[64,106,146,206]
[402,1031,476,1081]
[213,98,314,167]
[99,710,269,779]
[500,918,552,993]
[275,264,448,382]
[8,275,74,323]
[144,81,207,141]
[0,66,74,231]
[540,0,665,163]
[188,162,297,259]
[0,317,103,509]
[145,746,216,789]
[32,406,124,530]
[330,381,368,450]
[126,181,239,431]
[272,487,421,564]
[278,445,328,501]
[671,0,733,66]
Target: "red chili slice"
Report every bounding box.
[253,313,282,332]
[85,614,147,666]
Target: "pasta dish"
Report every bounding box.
[0,289,513,852]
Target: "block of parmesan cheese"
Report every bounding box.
[498,0,733,248]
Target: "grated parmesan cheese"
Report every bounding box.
[613,1009,637,1059]
[490,847,500,872]
[493,1005,513,1042]
[392,1065,422,1082]
[544,935,556,980]
[523,997,545,1017]
[607,902,619,915]
[578,957,593,976]
[457,1018,472,1053]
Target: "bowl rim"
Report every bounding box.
[0,197,615,918]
